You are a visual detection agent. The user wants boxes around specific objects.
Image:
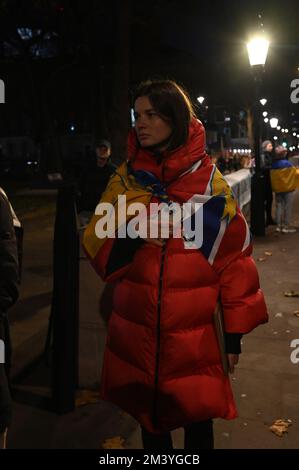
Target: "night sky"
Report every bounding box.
[1,0,299,132]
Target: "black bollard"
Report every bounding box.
[51,184,79,413]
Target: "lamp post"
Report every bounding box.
[247,36,270,236]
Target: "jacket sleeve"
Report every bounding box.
[220,246,268,334]
[0,195,19,313]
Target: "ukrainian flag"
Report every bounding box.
[271,160,299,193]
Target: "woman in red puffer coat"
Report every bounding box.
[84,80,268,449]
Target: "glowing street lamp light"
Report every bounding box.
[260,98,267,106]
[273,136,278,140]
[264,117,269,123]
[247,37,270,66]
[277,126,281,130]
[293,132,297,137]
[197,96,205,104]
[270,117,278,128]
[262,111,268,117]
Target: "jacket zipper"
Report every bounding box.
[152,236,167,428]
[152,161,167,428]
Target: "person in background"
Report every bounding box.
[77,140,116,226]
[261,140,276,226]
[271,145,299,233]
[0,188,19,449]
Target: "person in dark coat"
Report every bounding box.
[261,140,275,225]
[77,140,116,221]
[0,189,19,448]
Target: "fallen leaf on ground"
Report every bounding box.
[284,291,299,297]
[269,419,292,437]
[264,251,272,256]
[275,313,283,318]
[101,436,126,449]
[75,390,101,407]
[257,257,266,262]
[294,311,299,317]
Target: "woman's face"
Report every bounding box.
[134,96,172,150]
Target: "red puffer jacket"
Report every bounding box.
[91,119,268,434]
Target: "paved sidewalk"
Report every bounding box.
[7,191,299,449]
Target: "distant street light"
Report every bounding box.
[247,35,270,236]
[273,136,278,140]
[262,111,268,117]
[277,126,281,130]
[197,96,205,104]
[293,132,297,136]
[264,117,269,123]
[270,117,278,128]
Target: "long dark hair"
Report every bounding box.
[132,79,196,151]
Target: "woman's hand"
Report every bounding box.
[141,216,174,247]
[227,353,239,374]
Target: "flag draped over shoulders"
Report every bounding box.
[83,151,250,276]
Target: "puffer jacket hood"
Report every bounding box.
[128,117,209,184]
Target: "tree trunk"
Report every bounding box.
[109,0,131,164]
[92,65,109,145]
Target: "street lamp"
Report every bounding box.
[262,111,268,117]
[270,117,278,129]
[247,37,269,66]
[247,35,270,236]
[260,98,267,106]
[264,117,269,123]
[196,96,206,122]
[197,96,205,104]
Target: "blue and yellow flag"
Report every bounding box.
[271,159,299,193]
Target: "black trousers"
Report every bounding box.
[141,419,214,450]
[263,169,274,223]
